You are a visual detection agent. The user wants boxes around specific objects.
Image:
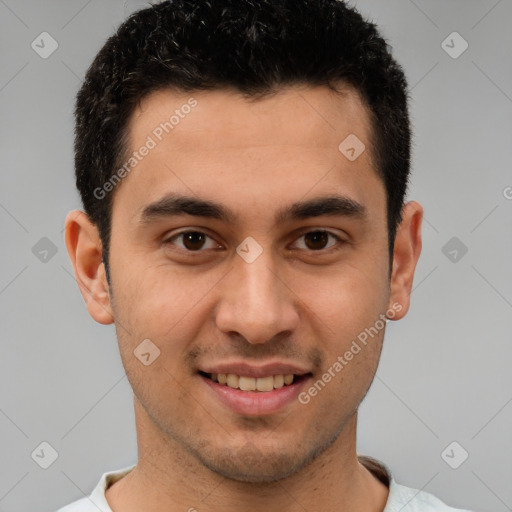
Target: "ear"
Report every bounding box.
[387,201,423,320]
[64,210,114,325]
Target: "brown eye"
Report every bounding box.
[164,231,219,251]
[304,231,328,250]
[181,232,207,250]
[294,230,342,251]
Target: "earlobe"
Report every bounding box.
[64,210,114,325]
[387,201,423,321]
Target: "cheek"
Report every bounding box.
[110,264,220,360]
[291,262,389,340]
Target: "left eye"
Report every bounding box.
[292,230,342,251]
[163,230,342,252]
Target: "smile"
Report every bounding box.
[199,371,312,416]
[201,372,298,392]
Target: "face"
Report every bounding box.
[66,84,422,484]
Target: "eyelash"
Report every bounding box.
[162,229,345,253]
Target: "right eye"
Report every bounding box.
[162,230,222,252]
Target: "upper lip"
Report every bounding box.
[199,361,311,378]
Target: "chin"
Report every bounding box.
[192,436,331,484]
[202,456,303,484]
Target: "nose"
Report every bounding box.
[215,247,300,344]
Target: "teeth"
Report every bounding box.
[274,374,284,389]
[239,376,256,391]
[256,376,274,392]
[226,374,239,389]
[210,373,296,391]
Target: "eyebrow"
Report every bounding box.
[138,193,367,226]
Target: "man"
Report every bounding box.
[59,0,473,510]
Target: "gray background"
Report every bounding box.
[1,1,511,511]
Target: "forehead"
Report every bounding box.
[129,84,372,153]
[114,84,384,226]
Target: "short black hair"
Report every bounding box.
[74,0,411,282]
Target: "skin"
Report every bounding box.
[65,84,422,512]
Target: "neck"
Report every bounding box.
[105,398,389,512]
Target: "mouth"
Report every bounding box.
[199,371,310,392]
[198,370,313,416]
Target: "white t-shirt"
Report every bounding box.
[56,456,473,512]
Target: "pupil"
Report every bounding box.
[184,232,205,250]
[305,231,328,250]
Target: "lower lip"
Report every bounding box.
[200,374,310,416]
